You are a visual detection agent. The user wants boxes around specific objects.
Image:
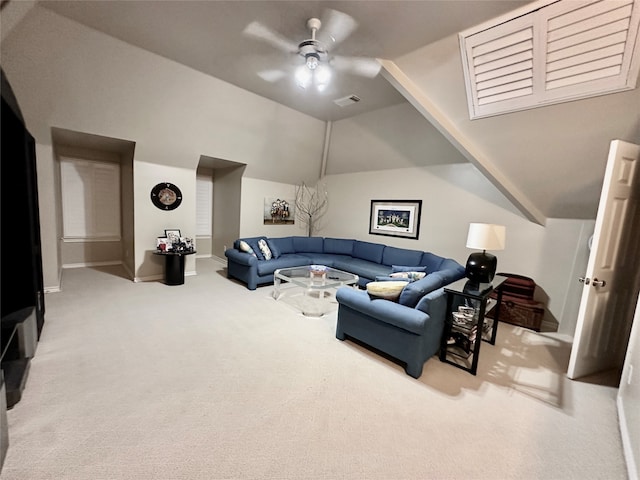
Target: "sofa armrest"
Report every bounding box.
[415,287,446,319]
[225,248,258,266]
[336,287,429,335]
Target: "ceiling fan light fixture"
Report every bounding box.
[295,65,312,89]
[305,53,319,70]
[314,64,331,91]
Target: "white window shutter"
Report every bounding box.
[196,174,212,236]
[61,157,121,239]
[460,0,640,119]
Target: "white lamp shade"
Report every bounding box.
[466,223,506,251]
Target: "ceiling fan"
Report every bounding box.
[242,9,381,92]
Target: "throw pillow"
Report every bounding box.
[390,271,427,282]
[392,265,429,273]
[238,240,257,257]
[366,281,409,302]
[257,238,272,260]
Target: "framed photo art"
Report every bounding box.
[164,229,181,244]
[369,200,422,240]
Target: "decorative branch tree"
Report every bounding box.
[295,182,328,237]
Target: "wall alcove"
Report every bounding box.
[51,128,136,278]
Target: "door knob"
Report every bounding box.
[592,278,606,287]
[578,277,590,285]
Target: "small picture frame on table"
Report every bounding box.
[164,229,181,244]
[156,237,171,252]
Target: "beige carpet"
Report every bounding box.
[1,259,628,479]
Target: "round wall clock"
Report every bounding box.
[150,182,183,211]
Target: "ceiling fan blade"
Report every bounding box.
[243,21,299,53]
[317,9,358,47]
[331,56,381,78]
[257,69,288,83]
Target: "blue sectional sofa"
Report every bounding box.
[225,235,465,378]
[225,235,461,290]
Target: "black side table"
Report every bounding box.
[153,250,196,285]
[439,275,506,375]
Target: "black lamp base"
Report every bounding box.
[465,251,497,284]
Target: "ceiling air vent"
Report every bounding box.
[333,95,361,107]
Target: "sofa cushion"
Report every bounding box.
[366,281,409,301]
[256,254,312,276]
[323,238,355,256]
[295,253,349,267]
[353,241,385,264]
[398,272,446,308]
[292,236,324,253]
[269,237,294,254]
[257,238,273,260]
[382,246,423,267]
[332,258,392,281]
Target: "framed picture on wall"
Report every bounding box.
[263,198,295,225]
[369,200,422,240]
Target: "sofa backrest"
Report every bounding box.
[421,252,449,273]
[382,245,423,266]
[292,236,324,253]
[268,236,295,254]
[323,238,355,256]
[352,240,385,264]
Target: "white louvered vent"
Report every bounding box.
[460,0,640,119]
[333,94,361,107]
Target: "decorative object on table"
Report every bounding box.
[295,182,328,236]
[156,236,171,252]
[369,200,422,240]
[156,230,195,254]
[150,182,182,210]
[464,223,505,285]
[164,229,181,244]
[309,264,327,279]
[264,198,295,225]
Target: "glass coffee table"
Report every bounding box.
[273,265,359,316]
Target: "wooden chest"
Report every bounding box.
[488,273,545,331]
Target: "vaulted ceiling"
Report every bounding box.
[4,0,640,222]
[37,0,529,122]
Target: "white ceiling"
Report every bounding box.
[39,0,530,121]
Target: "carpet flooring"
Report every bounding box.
[0,258,628,479]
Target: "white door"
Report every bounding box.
[568,140,640,380]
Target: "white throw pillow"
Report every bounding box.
[257,238,272,260]
[238,240,257,257]
[366,281,409,301]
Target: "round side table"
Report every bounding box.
[153,250,196,285]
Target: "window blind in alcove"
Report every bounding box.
[60,157,121,239]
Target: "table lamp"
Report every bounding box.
[465,223,505,284]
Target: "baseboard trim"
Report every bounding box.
[211,254,227,266]
[617,395,638,480]
[62,260,122,269]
